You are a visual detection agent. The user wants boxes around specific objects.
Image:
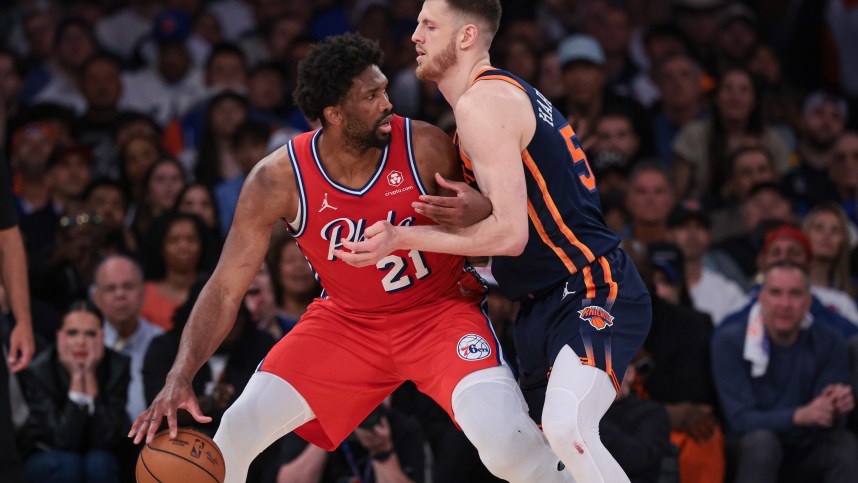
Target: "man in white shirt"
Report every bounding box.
[668,201,747,324]
[92,255,164,421]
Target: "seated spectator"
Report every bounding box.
[712,262,858,483]
[9,121,60,216]
[175,183,223,242]
[275,400,426,483]
[782,91,847,216]
[710,146,780,242]
[140,212,215,330]
[803,203,858,322]
[590,110,644,174]
[18,301,130,483]
[266,233,321,327]
[214,120,270,233]
[192,91,251,187]
[20,144,94,260]
[83,178,136,255]
[829,131,858,229]
[622,162,676,245]
[244,263,293,341]
[601,363,671,483]
[630,240,724,483]
[130,158,187,243]
[668,201,747,324]
[648,52,708,163]
[142,277,275,436]
[714,182,796,281]
[91,255,163,422]
[722,224,858,340]
[117,134,166,214]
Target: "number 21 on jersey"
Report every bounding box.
[559,123,596,192]
[376,249,431,293]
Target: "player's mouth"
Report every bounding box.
[416,48,426,63]
[378,115,393,133]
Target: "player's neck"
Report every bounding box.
[317,131,384,187]
[436,54,492,109]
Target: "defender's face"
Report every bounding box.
[341,65,393,150]
[413,0,459,81]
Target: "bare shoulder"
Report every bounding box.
[455,81,534,146]
[237,143,300,222]
[409,119,459,190]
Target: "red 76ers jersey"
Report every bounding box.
[285,116,466,313]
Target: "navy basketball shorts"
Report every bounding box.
[513,247,652,424]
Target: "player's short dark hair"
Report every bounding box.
[444,0,502,37]
[293,33,384,124]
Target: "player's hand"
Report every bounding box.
[7,321,34,373]
[413,173,493,228]
[335,221,399,267]
[129,373,211,444]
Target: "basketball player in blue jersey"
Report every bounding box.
[336,1,652,481]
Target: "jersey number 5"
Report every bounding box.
[559,123,596,192]
[377,249,431,293]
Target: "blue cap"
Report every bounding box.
[557,35,605,68]
[153,9,191,45]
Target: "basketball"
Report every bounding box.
[136,428,226,483]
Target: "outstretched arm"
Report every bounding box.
[130,149,298,443]
[337,86,531,264]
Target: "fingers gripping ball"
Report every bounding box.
[136,428,225,483]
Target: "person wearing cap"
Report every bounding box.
[121,9,205,126]
[712,261,857,483]
[783,90,848,216]
[720,223,858,340]
[669,201,747,324]
[640,241,725,483]
[713,3,758,73]
[554,34,654,156]
[672,0,726,75]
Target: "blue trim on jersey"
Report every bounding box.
[404,118,428,196]
[287,140,308,238]
[464,265,503,366]
[310,130,390,197]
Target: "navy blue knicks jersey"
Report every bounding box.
[455,68,621,301]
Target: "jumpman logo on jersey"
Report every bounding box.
[562,282,576,300]
[319,193,338,212]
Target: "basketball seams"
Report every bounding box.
[139,450,164,483]
[145,442,220,482]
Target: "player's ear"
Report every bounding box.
[459,23,479,49]
[323,106,342,126]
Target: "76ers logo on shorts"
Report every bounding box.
[387,170,404,187]
[578,306,614,330]
[457,334,492,361]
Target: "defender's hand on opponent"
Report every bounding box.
[413,173,492,228]
[129,373,212,444]
[335,220,400,267]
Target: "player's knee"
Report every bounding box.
[473,416,544,478]
[542,398,585,453]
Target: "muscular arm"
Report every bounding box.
[337,84,532,263]
[170,154,298,381]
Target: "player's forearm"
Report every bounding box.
[399,215,526,257]
[168,280,240,381]
[0,227,33,328]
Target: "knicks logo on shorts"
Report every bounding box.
[578,306,614,330]
[457,334,492,361]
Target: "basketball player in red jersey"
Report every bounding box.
[129,34,573,483]
[336,1,653,482]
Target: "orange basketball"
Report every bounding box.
[136,428,226,483]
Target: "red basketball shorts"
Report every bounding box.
[258,270,502,450]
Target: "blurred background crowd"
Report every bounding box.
[2,0,858,482]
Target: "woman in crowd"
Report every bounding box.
[131,158,187,243]
[265,234,321,330]
[174,183,224,242]
[140,212,214,330]
[803,202,858,324]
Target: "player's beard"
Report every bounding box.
[344,112,392,152]
[416,36,457,81]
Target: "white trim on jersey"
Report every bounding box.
[404,118,429,196]
[310,130,391,197]
[286,139,308,238]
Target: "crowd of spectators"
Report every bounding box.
[2,0,858,482]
